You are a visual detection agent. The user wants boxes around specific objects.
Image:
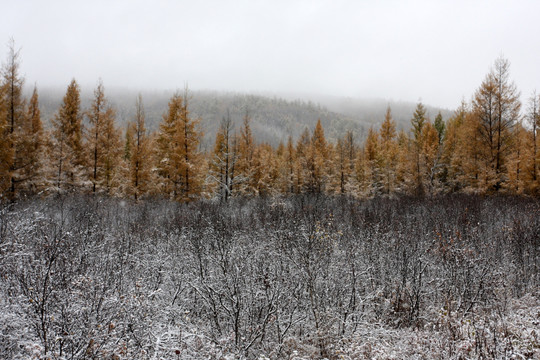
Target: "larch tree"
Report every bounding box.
[493,57,521,188]
[410,102,427,194]
[473,56,521,191]
[363,127,380,195]
[156,90,203,201]
[395,129,413,192]
[236,110,255,194]
[21,85,44,193]
[177,88,203,200]
[49,79,84,192]
[441,101,468,191]
[99,107,121,194]
[126,94,151,199]
[306,119,329,193]
[420,121,440,193]
[334,130,356,194]
[379,107,398,194]
[506,121,530,193]
[283,135,296,193]
[525,92,539,190]
[0,74,10,195]
[295,127,311,193]
[210,112,237,202]
[251,143,279,196]
[86,80,109,193]
[1,39,27,198]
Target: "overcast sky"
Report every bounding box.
[3,0,540,109]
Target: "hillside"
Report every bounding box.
[34,87,452,147]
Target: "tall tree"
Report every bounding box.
[433,111,445,144]
[210,112,237,202]
[236,110,255,194]
[334,130,356,194]
[156,89,203,201]
[1,39,26,197]
[21,85,44,193]
[126,94,151,199]
[420,121,440,193]
[525,92,539,189]
[379,107,398,194]
[0,74,10,195]
[410,102,427,194]
[363,127,380,195]
[473,56,521,191]
[306,119,329,193]
[49,79,84,191]
[86,80,109,193]
[99,107,121,194]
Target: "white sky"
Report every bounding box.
[3,0,540,109]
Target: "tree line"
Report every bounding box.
[1,40,539,202]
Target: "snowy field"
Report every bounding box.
[1,195,538,359]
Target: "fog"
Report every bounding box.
[3,0,540,109]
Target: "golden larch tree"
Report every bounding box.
[49,79,84,192]
[379,107,398,194]
[126,94,152,199]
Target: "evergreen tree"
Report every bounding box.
[434,111,445,144]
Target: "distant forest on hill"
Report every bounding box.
[33,87,452,147]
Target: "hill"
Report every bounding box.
[34,87,453,148]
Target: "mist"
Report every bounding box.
[4,0,540,109]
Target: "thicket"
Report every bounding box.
[1,194,538,359]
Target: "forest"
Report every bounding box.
[0,40,539,360]
[0,40,539,201]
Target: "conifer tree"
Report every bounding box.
[473,56,521,191]
[334,130,356,194]
[441,101,468,191]
[251,143,279,196]
[506,122,530,193]
[306,119,329,193]
[0,78,10,196]
[210,112,237,202]
[363,127,380,194]
[100,107,121,194]
[86,80,109,193]
[434,111,445,144]
[50,79,84,191]
[156,90,203,200]
[284,135,296,193]
[21,85,44,193]
[295,127,311,193]
[395,129,413,192]
[421,121,440,192]
[410,102,427,194]
[525,92,539,191]
[126,94,151,199]
[1,39,26,197]
[236,110,255,194]
[379,107,398,194]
